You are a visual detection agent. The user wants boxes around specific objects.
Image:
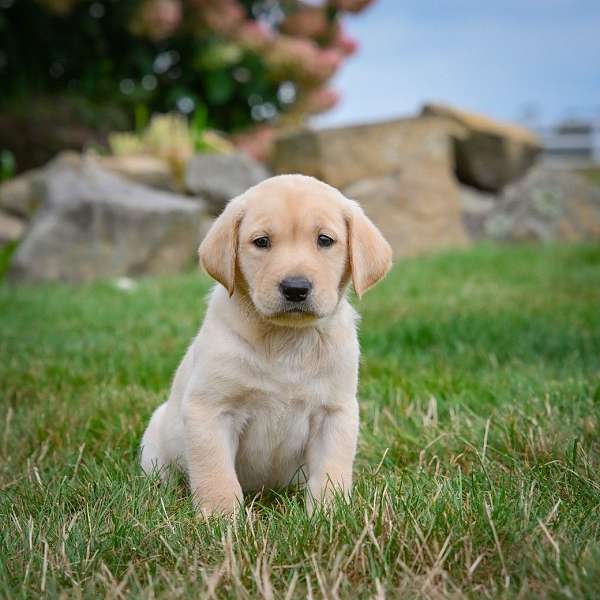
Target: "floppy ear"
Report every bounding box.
[346,202,393,298]
[198,198,245,296]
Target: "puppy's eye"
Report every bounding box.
[253,236,271,249]
[317,234,335,248]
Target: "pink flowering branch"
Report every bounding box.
[37,0,377,158]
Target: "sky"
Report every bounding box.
[315,0,600,128]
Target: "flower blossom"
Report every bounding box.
[131,0,183,41]
[303,86,340,113]
[280,6,330,38]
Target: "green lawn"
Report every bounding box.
[1,244,599,598]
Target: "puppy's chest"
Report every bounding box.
[235,386,319,490]
[225,317,357,411]
[245,348,336,409]
[239,398,314,450]
[235,350,331,458]
[229,334,355,490]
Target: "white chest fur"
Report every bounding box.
[221,325,354,491]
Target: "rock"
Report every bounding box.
[272,116,470,257]
[95,155,179,192]
[343,164,469,258]
[1,153,180,223]
[422,103,542,192]
[0,151,83,220]
[458,185,497,239]
[0,210,25,246]
[185,153,270,214]
[8,159,208,283]
[481,166,600,241]
[271,116,462,189]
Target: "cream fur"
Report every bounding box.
[140,174,392,515]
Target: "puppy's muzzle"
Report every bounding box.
[279,277,312,303]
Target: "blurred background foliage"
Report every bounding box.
[0,0,373,169]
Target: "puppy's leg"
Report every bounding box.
[140,403,170,480]
[183,401,243,516]
[305,403,359,513]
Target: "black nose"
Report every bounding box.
[279,277,312,303]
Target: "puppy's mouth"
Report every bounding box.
[265,303,323,325]
[273,307,318,318]
[249,292,326,326]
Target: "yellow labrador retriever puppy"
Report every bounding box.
[140,174,391,515]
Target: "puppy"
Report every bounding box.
[140,174,392,515]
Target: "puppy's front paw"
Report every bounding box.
[306,478,351,515]
[192,486,243,518]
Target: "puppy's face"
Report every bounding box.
[199,175,392,327]
[237,180,350,325]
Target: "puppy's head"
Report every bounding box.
[199,174,392,327]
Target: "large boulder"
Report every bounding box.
[272,116,469,257]
[422,103,542,192]
[271,109,543,252]
[343,163,469,258]
[480,166,600,241]
[0,152,82,220]
[185,152,270,215]
[9,159,209,283]
[271,116,462,189]
[0,152,184,223]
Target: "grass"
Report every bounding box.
[1,243,599,599]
